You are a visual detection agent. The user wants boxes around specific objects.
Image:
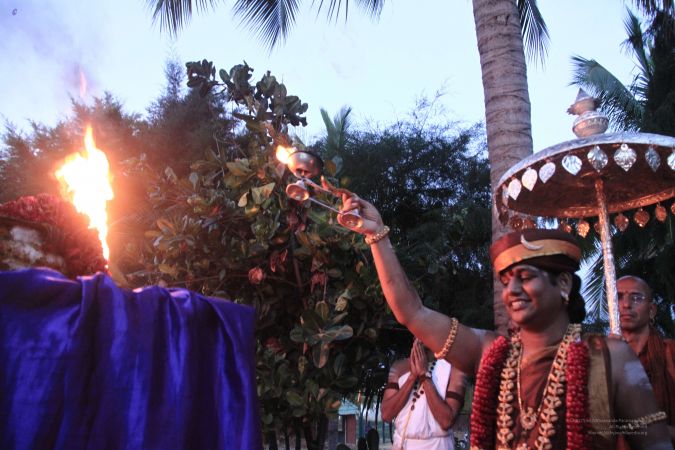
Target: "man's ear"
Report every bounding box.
[556,272,573,296]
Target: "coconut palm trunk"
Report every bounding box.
[472,0,534,334]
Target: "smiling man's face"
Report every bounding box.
[500,264,566,329]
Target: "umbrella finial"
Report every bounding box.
[566,89,608,138]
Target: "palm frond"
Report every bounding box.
[320,108,336,137]
[333,106,352,152]
[580,239,608,322]
[312,0,385,22]
[320,108,338,156]
[630,0,675,16]
[321,106,352,157]
[645,9,675,45]
[570,55,644,130]
[148,0,220,36]
[622,9,653,81]
[354,0,385,18]
[233,0,301,50]
[517,0,551,67]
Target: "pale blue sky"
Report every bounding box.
[1,0,639,151]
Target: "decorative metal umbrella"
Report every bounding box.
[495,90,675,334]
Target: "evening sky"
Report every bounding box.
[1,0,638,151]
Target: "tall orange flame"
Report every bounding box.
[55,126,114,261]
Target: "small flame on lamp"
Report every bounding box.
[55,126,114,261]
[275,145,294,165]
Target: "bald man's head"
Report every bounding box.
[617,275,656,333]
[617,276,653,299]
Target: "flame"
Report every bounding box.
[55,126,114,261]
[275,145,293,165]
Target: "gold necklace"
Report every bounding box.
[497,324,581,450]
[517,345,539,432]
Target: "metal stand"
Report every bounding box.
[594,179,620,334]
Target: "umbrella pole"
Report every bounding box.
[594,178,620,335]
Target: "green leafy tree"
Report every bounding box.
[121,60,388,450]
[145,0,553,334]
[0,125,47,202]
[318,100,494,326]
[312,105,492,425]
[317,112,493,328]
[142,60,232,171]
[122,59,493,447]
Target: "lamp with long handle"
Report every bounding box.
[285,178,363,228]
[307,198,362,228]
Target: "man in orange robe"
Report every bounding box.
[617,275,675,448]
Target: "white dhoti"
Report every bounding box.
[392,359,455,450]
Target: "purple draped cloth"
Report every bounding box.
[0,268,261,450]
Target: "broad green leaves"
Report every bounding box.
[130,61,387,441]
[187,60,308,127]
[225,159,252,176]
[251,182,275,204]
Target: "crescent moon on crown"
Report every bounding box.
[520,235,544,251]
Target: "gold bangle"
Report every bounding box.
[623,411,667,431]
[365,225,390,245]
[434,318,459,360]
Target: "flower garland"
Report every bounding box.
[0,194,107,277]
[470,326,591,450]
[565,341,591,449]
[470,335,510,450]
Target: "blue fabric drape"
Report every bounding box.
[0,268,261,450]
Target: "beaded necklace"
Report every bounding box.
[470,324,590,450]
[410,358,437,411]
[400,357,437,445]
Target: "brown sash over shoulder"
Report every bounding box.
[586,334,616,450]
